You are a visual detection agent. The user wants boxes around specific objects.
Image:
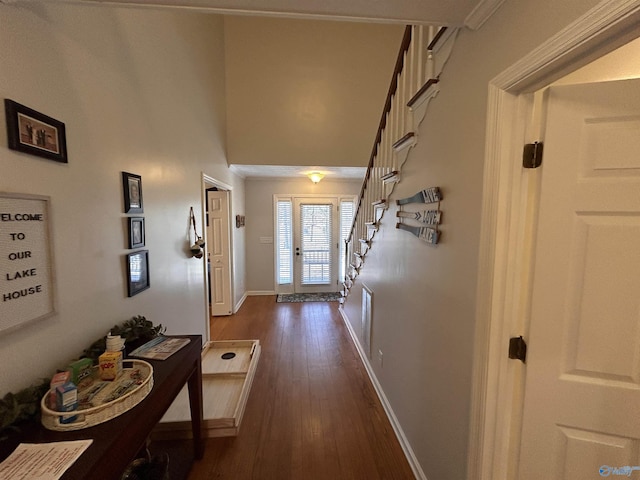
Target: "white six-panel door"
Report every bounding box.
[207,190,232,316]
[518,78,640,478]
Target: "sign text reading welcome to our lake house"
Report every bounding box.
[0,193,56,334]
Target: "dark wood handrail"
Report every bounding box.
[427,26,447,51]
[348,25,412,243]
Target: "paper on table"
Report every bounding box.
[0,439,93,480]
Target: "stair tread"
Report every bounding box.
[407,78,439,108]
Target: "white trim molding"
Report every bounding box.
[201,173,235,341]
[495,0,640,93]
[246,290,276,296]
[468,1,640,480]
[464,0,507,30]
[234,291,248,313]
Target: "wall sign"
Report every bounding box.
[0,193,56,334]
[395,187,443,246]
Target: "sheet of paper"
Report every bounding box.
[0,439,93,480]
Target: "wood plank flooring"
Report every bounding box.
[187,295,415,480]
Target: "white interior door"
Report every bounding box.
[293,197,339,294]
[207,190,232,316]
[518,78,640,478]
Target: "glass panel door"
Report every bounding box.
[293,198,338,293]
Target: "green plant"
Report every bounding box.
[0,379,49,438]
[111,315,165,343]
[83,315,165,364]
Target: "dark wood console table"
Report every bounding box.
[0,335,203,479]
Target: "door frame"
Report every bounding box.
[468,2,640,480]
[293,196,339,294]
[274,194,350,295]
[201,173,235,335]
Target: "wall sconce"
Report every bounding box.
[189,206,205,258]
[307,172,324,184]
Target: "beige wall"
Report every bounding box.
[0,4,244,393]
[244,177,360,292]
[224,16,404,168]
[340,0,606,479]
[4,1,635,478]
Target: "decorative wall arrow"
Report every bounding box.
[396,223,439,245]
[396,187,442,205]
[396,209,442,225]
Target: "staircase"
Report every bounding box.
[341,25,458,303]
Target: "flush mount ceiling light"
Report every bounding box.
[307,172,324,184]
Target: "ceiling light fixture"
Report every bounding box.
[308,172,324,184]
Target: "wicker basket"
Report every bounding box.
[40,360,154,431]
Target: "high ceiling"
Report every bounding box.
[27,0,504,179]
[42,0,502,29]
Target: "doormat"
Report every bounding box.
[276,292,342,303]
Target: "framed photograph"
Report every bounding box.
[122,171,143,214]
[126,250,150,297]
[128,217,145,249]
[4,99,68,163]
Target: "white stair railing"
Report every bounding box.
[342,25,458,302]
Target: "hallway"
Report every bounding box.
[188,295,415,479]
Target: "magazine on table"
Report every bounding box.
[129,336,191,360]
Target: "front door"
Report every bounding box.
[518,78,640,478]
[293,197,339,294]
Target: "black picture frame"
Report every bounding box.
[4,99,68,163]
[126,250,150,297]
[128,217,145,249]
[122,171,143,214]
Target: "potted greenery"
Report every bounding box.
[83,315,165,363]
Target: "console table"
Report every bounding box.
[0,335,204,479]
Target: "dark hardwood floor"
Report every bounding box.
[187,295,415,480]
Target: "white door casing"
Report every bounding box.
[517,78,640,479]
[208,190,232,316]
[468,3,640,480]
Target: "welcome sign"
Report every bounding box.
[0,193,56,334]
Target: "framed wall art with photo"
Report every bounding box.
[122,171,143,214]
[4,99,68,163]
[128,217,145,249]
[126,250,150,297]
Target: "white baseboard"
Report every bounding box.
[338,307,427,480]
[234,292,248,313]
[246,290,276,296]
